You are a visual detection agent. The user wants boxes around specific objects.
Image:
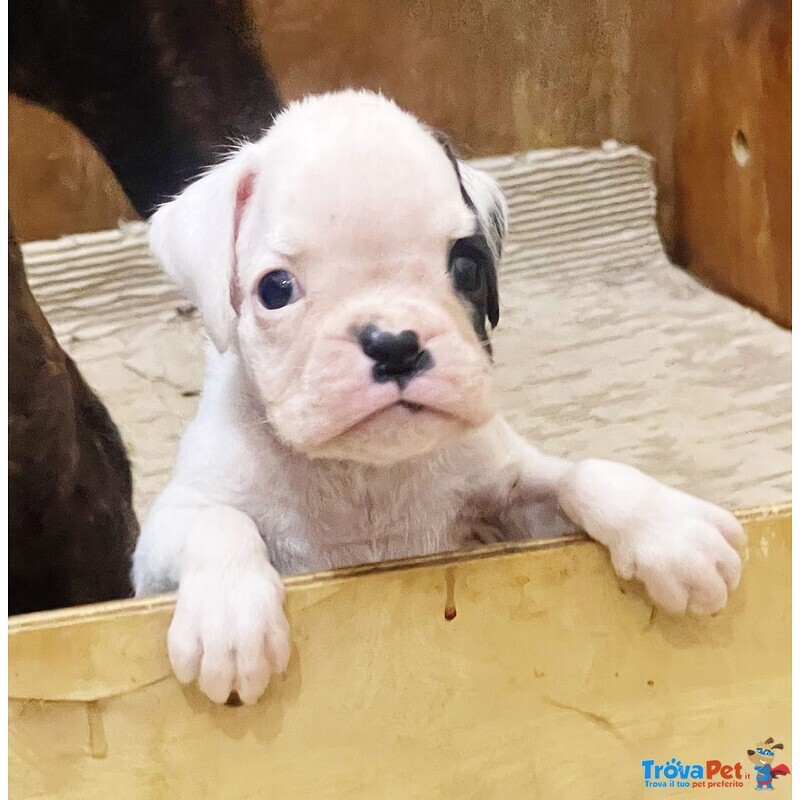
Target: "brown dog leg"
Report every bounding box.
[9,220,138,614]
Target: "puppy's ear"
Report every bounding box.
[455,160,507,330]
[431,131,507,338]
[456,161,508,266]
[148,143,259,352]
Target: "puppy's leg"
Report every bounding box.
[480,417,745,614]
[133,498,289,705]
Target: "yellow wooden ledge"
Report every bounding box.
[9,504,791,799]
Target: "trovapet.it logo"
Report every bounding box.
[641,758,747,790]
[642,737,790,791]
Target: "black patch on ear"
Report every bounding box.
[432,130,501,354]
[432,130,475,209]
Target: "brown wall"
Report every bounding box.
[8,98,138,242]
[8,0,790,325]
[672,0,791,327]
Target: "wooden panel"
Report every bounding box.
[253,0,635,152]
[9,506,791,799]
[7,97,138,242]
[251,0,677,251]
[9,1,675,242]
[672,0,791,327]
[626,2,678,253]
[9,1,790,325]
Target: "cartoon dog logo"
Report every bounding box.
[747,738,790,790]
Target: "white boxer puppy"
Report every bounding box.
[133,90,744,705]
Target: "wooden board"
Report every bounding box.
[7,97,138,243]
[10,0,673,241]
[9,1,789,325]
[9,505,791,799]
[672,0,791,327]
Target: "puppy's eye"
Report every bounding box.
[448,238,488,296]
[257,269,303,309]
[451,255,480,293]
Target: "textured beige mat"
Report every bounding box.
[23,144,791,520]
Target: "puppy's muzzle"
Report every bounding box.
[356,324,434,390]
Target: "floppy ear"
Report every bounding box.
[148,143,259,352]
[456,161,508,264]
[456,160,508,329]
[430,131,507,336]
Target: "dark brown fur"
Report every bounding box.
[9,223,137,614]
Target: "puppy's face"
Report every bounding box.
[150,91,507,465]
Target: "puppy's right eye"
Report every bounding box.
[257,269,303,309]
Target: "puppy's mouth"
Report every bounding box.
[397,400,425,413]
[290,359,494,454]
[331,398,459,442]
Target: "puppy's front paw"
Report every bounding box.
[609,494,745,615]
[168,562,290,704]
[559,460,746,615]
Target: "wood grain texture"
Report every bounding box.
[8,1,789,320]
[672,0,791,327]
[8,506,791,799]
[7,97,139,242]
[9,1,675,240]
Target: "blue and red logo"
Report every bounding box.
[641,758,746,789]
[641,737,790,791]
[746,738,790,791]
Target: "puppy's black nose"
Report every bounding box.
[357,324,433,389]
[359,325,420,363]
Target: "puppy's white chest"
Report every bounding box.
[253,467,463,575]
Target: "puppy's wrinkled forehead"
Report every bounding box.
[251,93,477,254]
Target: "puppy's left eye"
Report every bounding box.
[257,269,303,309]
